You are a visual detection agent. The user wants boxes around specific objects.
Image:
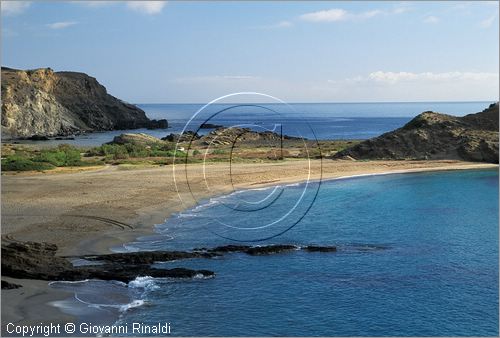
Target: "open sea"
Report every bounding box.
[12,101,494,146]
[51,169,499,336]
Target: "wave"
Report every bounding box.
[73,293,147,313]
[128,276,160,291]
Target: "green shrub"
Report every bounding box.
[2,155,55,171]
[212,149,226,155]
[33,145,82,166]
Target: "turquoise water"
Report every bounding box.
[53,169,499,336]
[13,101,493,146]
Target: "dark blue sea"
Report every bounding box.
[51,169,499,336]
[15,101,494,146]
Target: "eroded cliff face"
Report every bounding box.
[1,67,167,139]
[333,103,499,163]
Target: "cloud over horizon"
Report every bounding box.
[46,21,78,30]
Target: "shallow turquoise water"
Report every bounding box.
[53,169,499,336]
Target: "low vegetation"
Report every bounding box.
[1,138,360,172]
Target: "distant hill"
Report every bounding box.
[1,67,167,139]
[334,103,499,163]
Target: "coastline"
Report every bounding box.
[1,159,497,328]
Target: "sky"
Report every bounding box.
[1,1,499,103]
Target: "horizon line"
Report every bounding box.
[133,100,497,105]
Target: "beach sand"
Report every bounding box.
[1,159,497,327]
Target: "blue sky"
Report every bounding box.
[2,1,499,103]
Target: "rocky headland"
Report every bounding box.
[334,103,499,163]
[1,67,167,139]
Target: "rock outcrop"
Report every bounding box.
[1,241,213,283]
[162,131,201,143]
[1,240,388,286]
[1,67,167,139]
[109,133,165,146]
[334,103,499,163]
[200,127,300,146]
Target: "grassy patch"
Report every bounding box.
[2,155,55,171]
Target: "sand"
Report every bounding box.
[1,159,497,327]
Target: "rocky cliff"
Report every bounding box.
[1,67,167,139]
[334,103,499,163]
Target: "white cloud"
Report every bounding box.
[299,6,407,23]
[367,71,498,84]
[358,10,384,19]
[300,9,348,22]
[424,16,440,24]
[46,21,78,30]
[323,71,499,101]
[479,14,497,28]
[1,1,31,15]
[126,1,166,15]
[70,1,115,8]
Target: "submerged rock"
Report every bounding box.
[208,245,252,253]
[245,244,298,255]
[304,245,337,252]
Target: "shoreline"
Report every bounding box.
[1,160,497,328]
[74,161,499,255]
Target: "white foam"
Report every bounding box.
[128,276,160,291]
[194,273,215,280]
[48,279,90,286]
[73,293,146,313]
[118,299,146,313]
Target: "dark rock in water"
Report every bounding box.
[1,67,168,139]
[205,244,298,255]
[1,241,214,283]
[208,245,252,253]
[27,135,50,141]
[65,266,214,283]
[200,123,224,129]
[147,119,168,129]
[81,250,219,265]
[245,244,298,255]
[2,280,22,289]
[334,102,499,163]
[1,241,385,284]
[55,136,75,140]
[304,245,337,252]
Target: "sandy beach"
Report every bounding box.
[2,159,497,255]
[1,159,497,327]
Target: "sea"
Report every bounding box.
[46,101,498,336]
[11,101,494,147]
